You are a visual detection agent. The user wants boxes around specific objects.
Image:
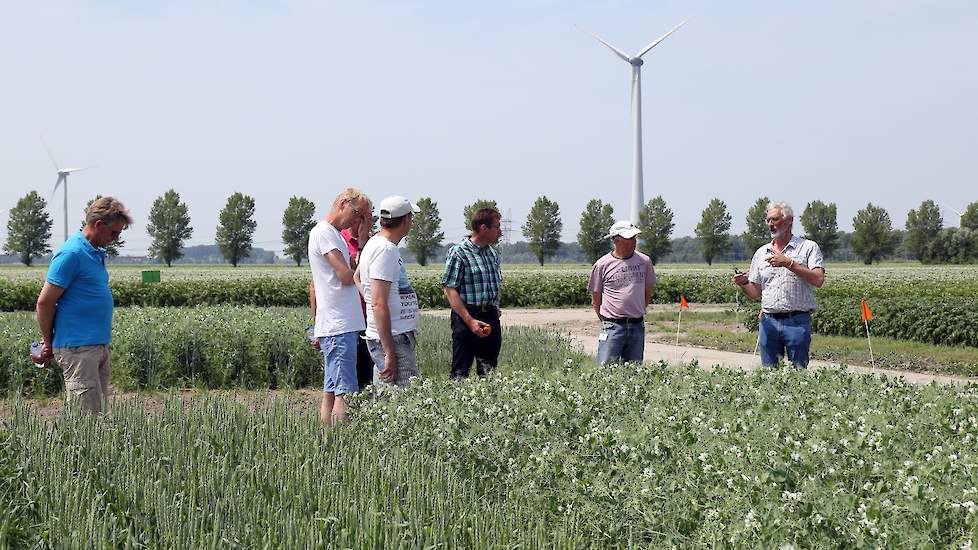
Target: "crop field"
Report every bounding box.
[3,359,978,547]
[2,263,978,547]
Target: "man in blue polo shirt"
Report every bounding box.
[35,197,133,413]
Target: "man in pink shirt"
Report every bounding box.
[587,221,656,365]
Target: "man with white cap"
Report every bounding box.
[587,220,656,365]
[355,196,421,387]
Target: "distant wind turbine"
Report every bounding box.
[42,140,90,242]
[939,202,964,226]
[579,19,687,225]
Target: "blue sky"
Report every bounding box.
[1,1,975,254]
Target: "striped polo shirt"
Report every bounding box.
[748,234,824,313]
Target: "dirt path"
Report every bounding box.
[425,308,978,386]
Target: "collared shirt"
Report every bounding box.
[45,231,113,348]
[748,234,824,313]
[441,237,501,307]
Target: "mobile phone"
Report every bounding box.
[304,325,316,343]
[732,266,743,275]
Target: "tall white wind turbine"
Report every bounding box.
[580,20,687,225]
[43,141,88,242]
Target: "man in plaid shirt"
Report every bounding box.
[441,207,503,379]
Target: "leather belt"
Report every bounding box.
[601,316,644,325]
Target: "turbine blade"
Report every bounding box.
[576,25,631,63]
[636,18,688,59]
[51,175,64,199]
[40,137,60,171]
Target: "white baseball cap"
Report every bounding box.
[378,196,420,218]
[607,220,641,239]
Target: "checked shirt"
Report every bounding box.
[441,237,502,307]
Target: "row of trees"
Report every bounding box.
[4,190,978,266]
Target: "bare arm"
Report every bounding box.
[443,287,489,337]
[372,279,397,380]
[591,291,603,321]
[325,250,355,285]
[645,285,655,306]
[36,283,65,359]
[308,280,316,318]
[734,275,763,300]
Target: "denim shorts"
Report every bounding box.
[320,332,359,395]
[365,331,418,388]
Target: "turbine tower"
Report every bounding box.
[581,20,687,225]
[43,142,88,242]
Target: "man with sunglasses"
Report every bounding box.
[308,188,372,425]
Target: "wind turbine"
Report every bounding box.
[939,202,964,226]
[580,19,687,225]
[42,141,89,242]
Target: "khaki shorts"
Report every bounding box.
[54,345,111,414]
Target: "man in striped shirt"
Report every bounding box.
[734,201,825,368]
[441,207,503,379]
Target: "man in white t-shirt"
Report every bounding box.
[355,196,421,388]
[308,187,372,425]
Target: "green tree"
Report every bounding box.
[216,192,257,267]
[281,196,317,266]
[694,198,732,265]
[522,196,562,266]
[742,196,770,256]
[904,200,943,262]
[577,199,615,264]
[960,202,978,231]
[82,195,124,257]
[406,197,445,266]
[638,196,674,264]
[4,191,52,266]
[852,203,896,265]
[800,200,840,259]
[463,199,498,230]
[147,189,194,267]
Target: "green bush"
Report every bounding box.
[739,297,978,348]
[1,308,585,397]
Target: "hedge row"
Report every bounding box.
[0,307,582,398]
[740,296,978,348]
[0,274,743,311]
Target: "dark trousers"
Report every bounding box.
[355,331,374,390]
[450,306,502,379]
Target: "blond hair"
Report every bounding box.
[85,197,133,228]
[332,187,370,210]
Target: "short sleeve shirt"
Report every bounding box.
[748,235,824,313]
[588,251,656,319]
[441,238,501,307]
[308,220,366,337]
[359,235,419,339]
[45,231,113,348]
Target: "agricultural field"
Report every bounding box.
[2,263,978,547]
[3,356,978,546]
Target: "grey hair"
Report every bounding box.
[767,201,793,219]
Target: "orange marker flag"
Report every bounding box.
[861,298,876,367]
[861,298,873,322]
[680,295,689,309]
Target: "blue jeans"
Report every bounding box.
[759,312,812,368]
[596,321,645,365]
[320,332,359,395]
